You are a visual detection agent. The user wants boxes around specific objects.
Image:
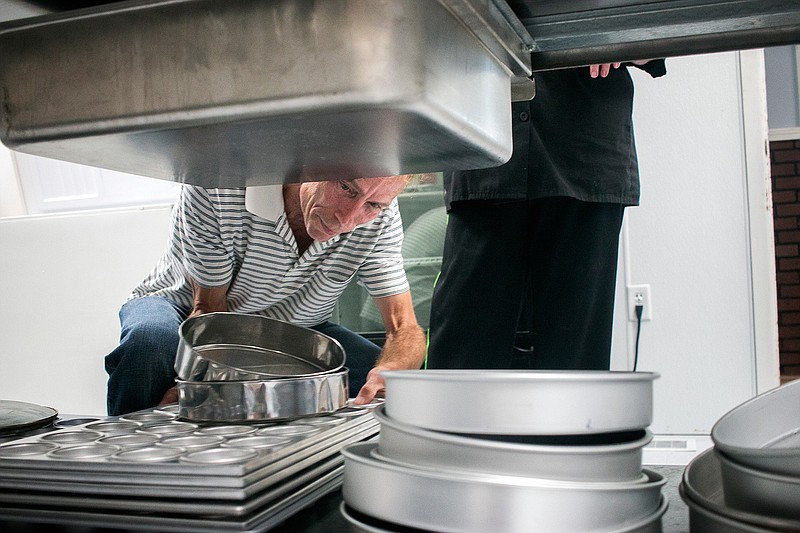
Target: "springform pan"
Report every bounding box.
[679,447,800,532]
[374,404,651,482]
[175,312,345,381]
[711,378,800,476]
[382,370,658,435]
[176,368,348,422]
[342,442,665,533]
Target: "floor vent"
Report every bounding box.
[643,435,713,466]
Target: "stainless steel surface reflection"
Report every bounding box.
[0,0,521,187]
[176,368,349,423]
[175,313,345,382]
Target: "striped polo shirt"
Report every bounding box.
[129,185,409,326]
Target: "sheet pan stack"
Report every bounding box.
[340,369,666,532]
[0,401,381,532]
[680,378,800,532]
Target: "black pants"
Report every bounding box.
[426,197,625,370]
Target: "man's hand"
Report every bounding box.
[589,63,621,78]
[352,291,426,405]
[159,385,178,406]
[590,60,653,78]
[353,366,388,405]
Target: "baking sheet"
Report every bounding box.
[0,468,345,533]
[0,404,377,479]
[0,425,377,503]
[0,403,379,500]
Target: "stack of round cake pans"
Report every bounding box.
[680,379,800,531]
[341,369,666,532]
[174,313,349,422]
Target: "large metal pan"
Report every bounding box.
[175,313,345,381]
[176,369,348,422]
[711,379,800,476]
[374,405,651,482]
[342,442,665,533]
[716,449,800,520]
[381,370,658,435]
[679,447,800,532]
[339,499,668,533]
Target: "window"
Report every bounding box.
[12,151,179,215]
[332,175,447,335]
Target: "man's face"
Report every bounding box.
[298,176,408,242]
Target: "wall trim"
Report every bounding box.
[740,49,781,394]
[769,127,800,141]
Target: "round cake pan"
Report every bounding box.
[342,442,665,533]
[175,312,345,381]
[176,368,348,422]
[679,447,800,532]
[716,449,800,520]
[374,404,651,482]
[340,498,667,533]
[382,370,658,435]
[711,379,800,476]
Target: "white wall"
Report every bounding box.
[611,50,779,434]
[0,206,172,415]
[0,144,26,217]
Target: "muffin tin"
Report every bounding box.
[0,401,381,532]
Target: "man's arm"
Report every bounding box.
[353,290,426,404]
[158,279,229,406]
[189,279,229,318]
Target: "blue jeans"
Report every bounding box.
[104,296,381,415]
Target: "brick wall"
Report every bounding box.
[770,138,800,378]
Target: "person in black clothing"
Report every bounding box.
[426,60,666,371]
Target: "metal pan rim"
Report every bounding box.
[339,496,669,533]
[711,379,800,473]
[382,369,660,383]
[175,366,348,385]
[375,404,652,454]
[680,447,800,530]
[367,446,651,486]
[343,442,665,491]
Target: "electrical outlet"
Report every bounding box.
[627,284,652,322]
